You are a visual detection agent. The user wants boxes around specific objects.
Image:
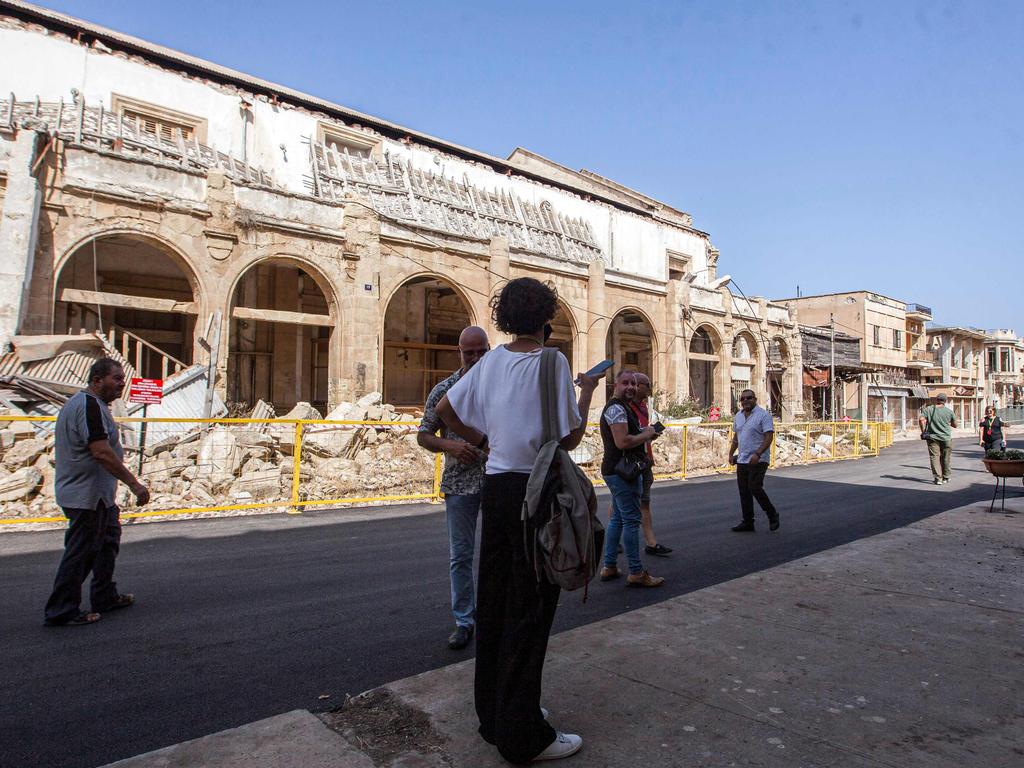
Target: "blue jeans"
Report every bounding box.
[446,492,481,628]
[602,474,643,575]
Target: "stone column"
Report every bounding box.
[0,129,44,349]
[340,201,382,406]
[664,279,686,401]
[587,257,607,411]
[487,237,510,345]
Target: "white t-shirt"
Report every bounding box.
[445,345,582,474]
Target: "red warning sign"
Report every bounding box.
[128,378,163,405]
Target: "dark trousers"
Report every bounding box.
[927,439,952,480]
[44,502,122,624]
[475,473,559,763]
[736,462,777,523]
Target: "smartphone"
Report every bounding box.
[652,421,666,434]
[583,359,614,378]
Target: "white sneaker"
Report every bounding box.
[534,732,582,761]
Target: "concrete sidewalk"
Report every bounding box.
[106,495,1024,768]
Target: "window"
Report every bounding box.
[893,329,902,349]
[872,325,880,346]
[318,122,380,159]
[1001,349,1011,372]
[988,349,998,372]
[111,94,207,143]
[667,250,691,281]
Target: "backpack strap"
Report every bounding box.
[540,347,560,444]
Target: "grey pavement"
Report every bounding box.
[105,494,1024,768]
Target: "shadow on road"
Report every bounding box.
[0,442,999,768]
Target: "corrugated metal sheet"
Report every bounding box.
[0,336,106,392]
[126,364,227,445]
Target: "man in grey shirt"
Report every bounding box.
[44,358,150,626]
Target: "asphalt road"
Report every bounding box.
[0,437,1009,768]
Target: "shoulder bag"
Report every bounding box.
[610,400,650,482]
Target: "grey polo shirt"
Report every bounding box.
[54,390,123,510]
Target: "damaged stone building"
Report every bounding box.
[0,0,803,419]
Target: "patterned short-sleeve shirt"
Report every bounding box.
[419,369,485,496]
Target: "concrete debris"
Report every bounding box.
[2,437,49,471]
[0,396,435,520]
[0,467,43,502]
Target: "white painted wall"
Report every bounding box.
[1,23,710,282]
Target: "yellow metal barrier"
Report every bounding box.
[0,415,894,526]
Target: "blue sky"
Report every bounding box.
[40,0,1023,331]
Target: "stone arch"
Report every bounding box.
[688,324,721,407]
[605,306,659,396]
[548,300,578,369]
[730,330,759,410]
[227,256,337,412]
[382,273,476,407]
[53,230,203,378]
[767,336,790,418]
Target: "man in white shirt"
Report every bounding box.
[728,389,779,533]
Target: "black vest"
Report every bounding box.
[599,398,643,476]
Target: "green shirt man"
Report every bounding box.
[920,399,956,441]
[919,394,957,484]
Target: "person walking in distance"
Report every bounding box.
[920,393,957,484]
[630,372,671,557]
[44,358,150,626]
[417,326,489,650]
[728,389,779,533]
[599,371,665,587]
[436,277,601,762]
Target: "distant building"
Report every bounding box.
[983,329,1024,407]
[797,325,870,420]
[778,292,931,427]
[922,326,987,425]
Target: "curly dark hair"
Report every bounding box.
[490,277,559,336]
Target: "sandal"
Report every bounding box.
[46,611,101,627]
[97,593,134,612]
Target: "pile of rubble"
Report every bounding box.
[0,392,436,521]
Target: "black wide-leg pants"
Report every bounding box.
[475,472,559,764]
[44,501,121,624]
[736,462,778,523]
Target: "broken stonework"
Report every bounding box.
[2,438,48,470]
[195,428,243,478]
[0,467,43,501]
[142,454,195,480]
[229,469,282,500]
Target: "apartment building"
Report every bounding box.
[983,329,1024,408]
[922,326,987,426]
[779,291,931,427]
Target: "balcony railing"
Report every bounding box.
[909,348,935,364]
[1,95,274,187]
[905,303,933,316]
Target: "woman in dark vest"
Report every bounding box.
[597,370,664,588]
[979,406,1007,452]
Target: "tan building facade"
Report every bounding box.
[922,326,987,426]
[0,3,802,419]
[982,329,1023,408]
[779,291,932,427]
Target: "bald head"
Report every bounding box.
[458,326,489,372]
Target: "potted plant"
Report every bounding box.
[982,448,1024,478]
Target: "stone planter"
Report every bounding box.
[982,459,1024,478]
